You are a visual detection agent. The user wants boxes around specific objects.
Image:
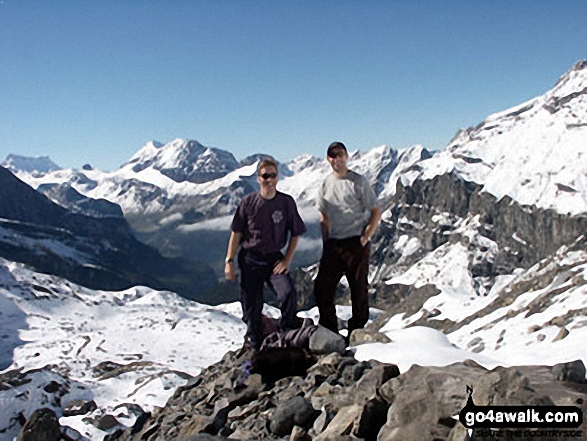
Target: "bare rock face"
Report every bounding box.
[0,165,218,301]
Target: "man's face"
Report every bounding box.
[257,166,278,191]
[327,150,348,173]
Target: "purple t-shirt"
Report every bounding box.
[231,191,307,254]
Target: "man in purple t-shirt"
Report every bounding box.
[225,158,307,352]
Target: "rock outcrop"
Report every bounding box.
[363,170,587,321]
[96,342,586,441]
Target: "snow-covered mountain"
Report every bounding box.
[2,154,61,174]
[358,62,587,377]
[8,55,585,280]
[2,61,586,290]
[124,139,241,184]
[419,60,587,216]
[0,165,217,302]
[6,61,587,221]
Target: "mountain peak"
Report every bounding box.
[571,59,587,72]
[419,61,587,216]
[124,138,240,184]
[2,154,61,174]
[552,59,587,92]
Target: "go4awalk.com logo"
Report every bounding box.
[458,386,583,438]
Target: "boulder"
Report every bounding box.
[552,359,586,383]
[16,408,61,441]
[269,396,319,437]
[352,397,390,440]
[63,399,98,417]
[349,328,392,346]
[314,404,361,440]
[309,326,346,354]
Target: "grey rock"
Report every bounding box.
[340,360,370,386]
[377,363,489,441]
[289,425,312,441]
[553,326,570,341]
[179,434,226,441]
[112,403,151,434]
[551,359,586,383]
[84,414,120,431]
[352,397,390,440]
[270,395,319,437]
[311,408,335,436]
[42,381,62,393]
[351,362,400,404]
[348,328,391,346]
[314,404,360,440]
[62,399,98,417]
[472,367,543,406]
[61,425,84,441]
[309,326,346,354]
[16,408,61,441]
[310,382,339,410]
[205,397,232,435]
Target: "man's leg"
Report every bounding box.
[313,241,344,333]
[344,238,370,334]
[268,273,303,331]
[238,252,267,352]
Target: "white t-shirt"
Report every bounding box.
[317,170,377,239]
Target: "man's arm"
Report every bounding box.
[224,231,242,282]
[319,211,330,243]
[273,235,300,275]
[360,206,382,246]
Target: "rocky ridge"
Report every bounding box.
[11,340,586,441]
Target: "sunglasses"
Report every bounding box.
[260,172,277,180]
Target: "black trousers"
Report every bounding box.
[313,236,370,334]
[238,249,301,351]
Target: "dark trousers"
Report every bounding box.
[313,236,370,334]
[238,249,301,351]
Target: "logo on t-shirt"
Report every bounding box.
[272,210,284,224]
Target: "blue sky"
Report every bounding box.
[1,0,586,171]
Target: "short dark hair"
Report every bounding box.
[327,142,347,158]
[257,158,278,175]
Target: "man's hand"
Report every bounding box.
[224,232,241,282]
[273,260,290,275]
[360,235,370,247]
[225,262,236,282]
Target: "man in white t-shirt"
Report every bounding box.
[314,142,381,338]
